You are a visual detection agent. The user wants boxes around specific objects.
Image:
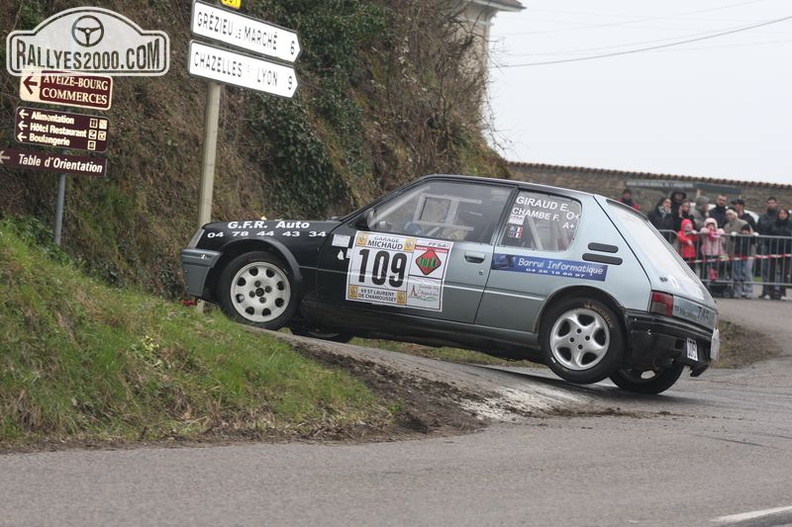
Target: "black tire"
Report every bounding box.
[217,251,297,330]
[291,327,354,343]
[540,297,624,384]
[609,363,685,395]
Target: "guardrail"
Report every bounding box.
[658,230,791,299]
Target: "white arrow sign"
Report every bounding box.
[187,40,298,98]
[191,1,301,63]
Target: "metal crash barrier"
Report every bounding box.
[658,231,792,299]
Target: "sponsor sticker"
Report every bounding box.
[346,232,453,310]
[493,254,607,281]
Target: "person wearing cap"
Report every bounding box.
[731,222,758,298]
[730,198,757,231]
[691,195,710,230]
[723,208,747,239]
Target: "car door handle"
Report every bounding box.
[464,251,486,263]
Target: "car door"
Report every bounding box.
[315,178,512,324]
[475,189,586,332]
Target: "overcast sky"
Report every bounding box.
[486,0,792,185]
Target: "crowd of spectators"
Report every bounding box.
[617,187,791,300]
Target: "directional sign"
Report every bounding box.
[15,106,109,152]
[6,7,169,76]
[0,147,107,177]
[191,1,301,63]
[20,70,113,111]
[187,40,298,98]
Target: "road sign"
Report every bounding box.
[221,0,241,9]
[191,1,301,63]
[6,7,169,76]
[187,40,298,98]
[15,106,109,152]
[20,70,113,111]
[0,147,107,177]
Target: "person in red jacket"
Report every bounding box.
[677,218,698,271]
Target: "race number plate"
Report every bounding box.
[686,338,699,361]
[346,232,453,311]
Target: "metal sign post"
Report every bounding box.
[197,81,222,227]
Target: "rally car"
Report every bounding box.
[181,174,719,394]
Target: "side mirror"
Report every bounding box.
[354,210,372,231]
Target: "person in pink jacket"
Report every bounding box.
[699,217,726,283]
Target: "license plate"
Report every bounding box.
[686,338,699,361]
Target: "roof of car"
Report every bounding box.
[418,173,604,201]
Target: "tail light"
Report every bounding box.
[649,291,674,316]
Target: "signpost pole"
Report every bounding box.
[197,81,222,227]
[195,80,222,313]
[54,173,67,245]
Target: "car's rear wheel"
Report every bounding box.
[217,251,297,330]
[540,297,624,384]
[291,327,354,343]
[609,363,685,394]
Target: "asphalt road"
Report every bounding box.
[1,298,790,527]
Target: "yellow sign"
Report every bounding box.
[221,0,241,8]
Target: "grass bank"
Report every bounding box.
[0,219,389,447]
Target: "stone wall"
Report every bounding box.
[507,162,792,216]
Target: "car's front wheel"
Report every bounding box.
[217,251,297,329]
[540,297,624,384]
[609,363,685,394]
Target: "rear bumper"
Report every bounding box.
[624,310,716,376]
[180,249,221,298]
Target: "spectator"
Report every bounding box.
[677,218,698,271]
[674,198,694,232]
[708,194,729,228]
[767,207,791,300]
[723,208,748,298]
[723,208,747,239]
[700,217,726,284]
[669,189,687,217]
[730,198,757,231]
[757,196,779,298]
[731,223,757,298]
[757,196,778,235]
[648,196,674,241]
[619,188,639,210]
[691,195,710,230]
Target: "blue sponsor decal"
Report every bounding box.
[492,254,608,281]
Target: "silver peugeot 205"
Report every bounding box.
[181,174,719,394]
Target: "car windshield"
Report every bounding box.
[608,201,707,301]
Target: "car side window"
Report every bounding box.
[499,191,581,251]
[366,181,510,243]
